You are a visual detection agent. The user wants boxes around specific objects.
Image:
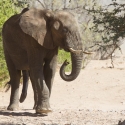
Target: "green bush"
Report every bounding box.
[58,49,71,72]
[0,0,21,86]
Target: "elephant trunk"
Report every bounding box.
[60,52,83,81]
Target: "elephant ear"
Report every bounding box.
[19,9,55,49]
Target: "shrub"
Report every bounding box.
[0,0,21,86]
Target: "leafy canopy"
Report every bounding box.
[85,0,125,44]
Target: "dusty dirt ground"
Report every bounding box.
[0,56,125,125]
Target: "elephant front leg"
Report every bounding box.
[36,80,52,114]
[30,68,51,114]
[43,54,57,96]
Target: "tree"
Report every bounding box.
[84,0,125,59]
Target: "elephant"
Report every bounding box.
[2,8,83,114]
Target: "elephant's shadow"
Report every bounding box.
[0,106,47,117]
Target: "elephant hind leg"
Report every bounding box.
[19,70,29,103]
[7,69,21,111]
[32,83,38,110]
[5,53,21,111]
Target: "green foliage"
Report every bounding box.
[0,0,25,85]
[58,49,71,72]
[86,0,125,43]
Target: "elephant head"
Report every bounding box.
[19,8,83,81]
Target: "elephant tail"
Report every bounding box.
[4,81,11,92]
[19,70,29,103]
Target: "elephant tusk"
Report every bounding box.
[69,48,93,55]
[69,48,82,54]
[82,51,94,54]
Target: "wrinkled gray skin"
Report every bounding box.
[2,8,83,114]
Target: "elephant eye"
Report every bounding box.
[63,28,68,33]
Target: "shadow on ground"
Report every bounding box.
[0,106,47,117]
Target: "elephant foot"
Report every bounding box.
[19,93,27,103]
[36,108,52,114]
[7,104,19,111]
[35,100,52,114]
